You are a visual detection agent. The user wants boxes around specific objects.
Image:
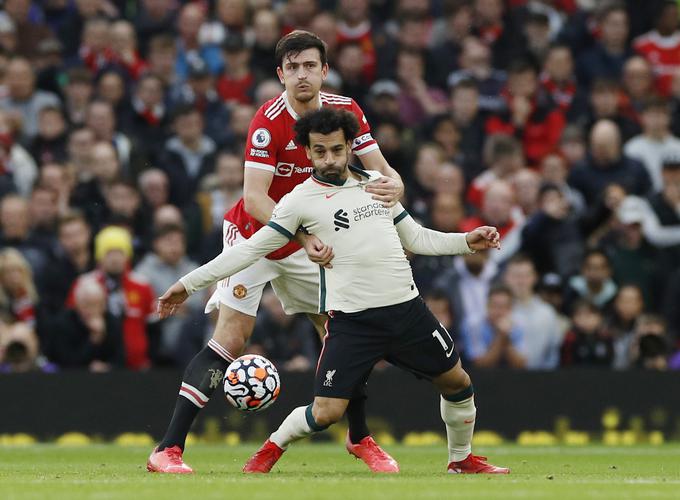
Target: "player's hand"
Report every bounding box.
[364,176,404,207]
[465,226,501,251]
[157,281,189,319]
[302,233,334,269]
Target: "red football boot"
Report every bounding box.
[146,446,194,474]
[345,433,399,473]
[242,440,285,473]
[447,454,510,474]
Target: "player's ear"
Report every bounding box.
[305,146,311,160]
[321,63,329,80]
[276,66,284,85]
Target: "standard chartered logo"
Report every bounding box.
[352,202,390,221]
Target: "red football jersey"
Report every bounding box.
[634,31,680,96]
[225,91,378,260]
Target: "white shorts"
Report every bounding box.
[205,221,320,316]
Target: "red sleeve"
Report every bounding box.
[545,110,566,154]
[349,100,379,156]
[243,109,279,173]
[486,115,515,136]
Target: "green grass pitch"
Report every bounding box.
[1,444,679,500]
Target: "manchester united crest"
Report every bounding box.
[233,284,248,299]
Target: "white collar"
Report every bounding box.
[283,91,321,120]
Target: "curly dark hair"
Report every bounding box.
[294,108,360,147]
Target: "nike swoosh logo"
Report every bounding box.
[464,419,475,424]
[325,192,338,199]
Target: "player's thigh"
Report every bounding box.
[210,303,257,355]
[270,249,320,315]
[314,315,385,400]
[306,313,328,340]
[386,297,461,381]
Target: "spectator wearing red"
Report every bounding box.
[216,34,254,105]
[336,0,376,83]
[67,226,157,370]
[467,134,524,209]
[621,56,655,121]
[541,44,577,115]
[109,20,148,81]
[560,300,613,367]
[486,59,565,166]
[633,0,680,97]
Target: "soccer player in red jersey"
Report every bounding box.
[147,30,404,474]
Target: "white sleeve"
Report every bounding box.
[393,206,474,256]
[639,198,680,247]
[180,226,289,294]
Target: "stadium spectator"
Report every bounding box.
[138,168,171,214]
[4,0,54,58]
[28,185,59,248]
[565,249,618,312]
[486,59,565,166]
[248,288,320,372]
[624,97,680,192]
[467,134,524,209]
[101,180,148,253]
[648,158,680,263]
[28,106,68,166]
[196,151,244,232]
[0,248,38,327]
[40,210,94,316]
[621,56,655,119]
[37,163,72,215]
[0,195,50,280]
[568,120,652,206]
[512,168,542,217]
[161,105,218,208]
[123,72,168,165]
[448,79,486,180]
[633,0,680,96]
[67,226,157,370]
[49,277,125,371]
[540,44,577,116]
[434,249,500,334]
[109,20,147,80]
[133,0,177,58]
[216,34,255,105]
[447,36,506,113]
[395,48,448,127]
[336,42,370,109]
[84,100,134,175]
[0,321,54,373]
[96,70,130,124]
[366,80,401,126]
[146,34,180,88]
[472,0,523,69]
[539,152,586,215]
[134,224,203,365]
[560,299,613,367]
[250,9,281,81]
[174,3,223,81]
[0,57,61,142]
[57,0,114,58]
[170,57,231,146]
[336,0,376,83]
[460,180,525,263]
[431,0,473,87]
[0,108,38,197]
[606,284,646,369]
[630,314,671,370]
[62,67,94,127]
[576,2,632,88]
[572,79,640,141]
[520,182,584,277]
[503,254,563,369]
[459,284,527,369]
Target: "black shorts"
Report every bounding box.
[314,296,460,399]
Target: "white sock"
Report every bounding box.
[270,405,320,449]
[440,395,476,463]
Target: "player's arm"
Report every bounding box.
[393,205,500,255]
[157,226,289,318]
[350,100,404,207]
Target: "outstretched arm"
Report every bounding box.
[394,208,500,255]
[157,226,289,318]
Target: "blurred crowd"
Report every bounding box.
[0,0,679,373]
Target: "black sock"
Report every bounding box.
[346,383,370,444]
[158,345,229,451]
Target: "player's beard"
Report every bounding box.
[317,163,346,181]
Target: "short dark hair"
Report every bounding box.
[170,103,200,122]
[275,30,327,67]
[488,284,513,301]
[153,223,185,241]
[641,95,669,113]
[294,108,359,147]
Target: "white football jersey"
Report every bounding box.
[181,167,473,313]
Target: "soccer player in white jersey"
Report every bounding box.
[147,31,403,474]
[157,108,510,475]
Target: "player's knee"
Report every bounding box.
[434,363,471,395]
[311,401,344,428]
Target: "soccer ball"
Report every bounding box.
[224,354,281,412]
